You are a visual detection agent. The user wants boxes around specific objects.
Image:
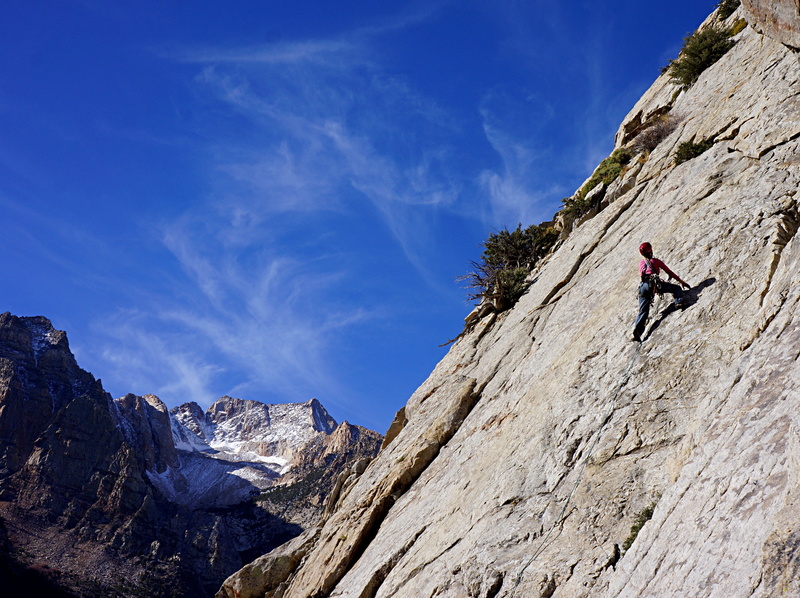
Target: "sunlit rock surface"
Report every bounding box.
[218,4,800,597]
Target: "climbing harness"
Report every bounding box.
[509,341,643,595]
[641,256,663,295]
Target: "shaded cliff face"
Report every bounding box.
[0,313,97,478]
[219,4,800,598]
[0,313,147,526]
[258,421,385,528]
[0,313,381,598]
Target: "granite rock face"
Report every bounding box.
[742,0,800,49]
[218,5,800,598]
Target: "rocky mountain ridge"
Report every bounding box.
[218,2,800,597]
[128,394,341,508]
[0,312,381,597]
[171,395,337,461]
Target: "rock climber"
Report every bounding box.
[632,242,691,342]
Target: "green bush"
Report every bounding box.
[460,222,558,309]
[496,267,531,307]
[717,0,740,20]
[730,18,747,36]
[665,26,736,90]
[562,147,634,219]
[581,147,634,197]
[560,195,593,220]
[674,137,714,165]
[622,499,659,552]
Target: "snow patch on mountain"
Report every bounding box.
[147,451,281,507]
[23,320,55,354]
[17,316,64,365]
[205,397,336,453]
[145,396,340,506]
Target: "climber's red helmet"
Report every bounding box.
[639,242,653,257]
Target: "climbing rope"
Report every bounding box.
[509,339,643,595]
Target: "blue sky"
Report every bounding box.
[1,1,714,432]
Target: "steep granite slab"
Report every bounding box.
[217,6,800,598]
[742,0,800,49]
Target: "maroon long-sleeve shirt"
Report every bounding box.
[639,257,680,281]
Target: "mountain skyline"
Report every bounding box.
[0,311,384,596]
[1,1,715,431]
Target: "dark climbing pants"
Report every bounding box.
[633,280,684,338]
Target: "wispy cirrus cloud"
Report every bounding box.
[94,218,373,411]
[88,3,473,420]
[95,311,224,405]
[175,38,361,67]
[185,30,463,275]
[472,1,639,229]
[478,92,567,227]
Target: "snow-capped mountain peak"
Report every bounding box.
[124,395,345,507]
